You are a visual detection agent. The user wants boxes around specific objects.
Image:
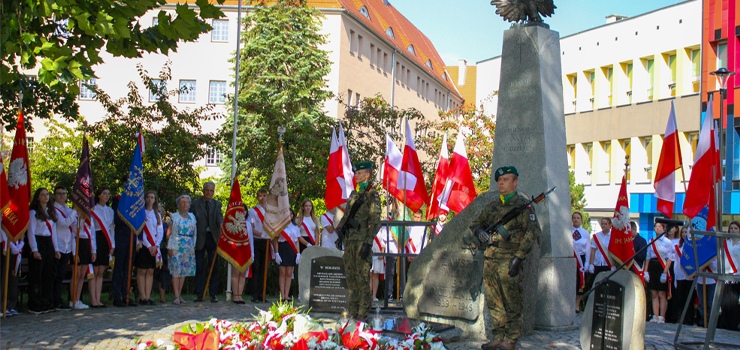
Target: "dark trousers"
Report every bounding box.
[384,256,396,299]
[52,252,71,307]
[718,282,740,331]
[28,236,55,312]
[675,279,697,325]
[195,234,219,298]
[111,229,134,302]
[250,238,270,300]
[1,252,19,310]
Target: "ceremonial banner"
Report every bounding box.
[218,179,253,272]
[337,122,355,199]
[0,157,10,218]
[427,134,449,220]
[325,128,345,210]
[608,176,634,269]
[680,207,717,278]
[654,101,683,217]
[683,95,720,223]
[70,135,95,220]
[263,143,291,239]
[118,136,146,234]
[447,131,477,213]
[398,118,429,213]
[2,111,31,243]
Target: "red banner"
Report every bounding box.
[608,176,635,269]
[217,179,253,272]
[2,111,31,243]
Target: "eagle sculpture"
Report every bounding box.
[491,0,556,23]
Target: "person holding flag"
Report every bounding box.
[248,189,270,303]
[217,179,254,305]
[134,191,164,305]
[644,222,676,323]
[586,218,614,286]
[1,231,22,316]
[27,188,60,314]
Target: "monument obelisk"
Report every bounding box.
[490,17,575,331]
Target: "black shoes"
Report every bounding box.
[210,296,218,303]
[127,299,138,306]
[113,300,127,307]
[194,297,204,302]
[250,297,263,303]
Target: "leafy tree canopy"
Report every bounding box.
[569,170,591,232]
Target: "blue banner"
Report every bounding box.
[117,139,145,234]
[680,206,718,278]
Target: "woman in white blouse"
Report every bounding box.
[27,188,60,314]
[645,222,676,323]
[89,187,114,308]
[297,200,320,249]
[134,191,164,305]
[273,210,311,301]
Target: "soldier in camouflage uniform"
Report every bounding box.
[336,162,381,323]
[470,166,541,350]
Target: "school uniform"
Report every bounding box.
[572,226,589,295]
[718,239,740,330]
[53,202,77,308]
[405,224,428,256]
[298,216,318,251]
[27,209,59,313]
[320,212,339,250]
[1,231,23,313]
[278,223,301,267]
[134,209,163,269]
[587,230,612,290]
[248,205,271,301]
[92,204,115,267]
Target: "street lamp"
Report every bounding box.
[709,67,734,234]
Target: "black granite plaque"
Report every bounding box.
[590,281,624,350]
[308,256,349,313]
[418,250,481,320]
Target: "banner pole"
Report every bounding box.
[262,239,269,302]
[126,229,133,304]
[72,218,81,306]
[203,250,218,302]
[2,247,9,318]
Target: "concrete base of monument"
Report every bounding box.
[298,246,344,305]
[533,256,578,331]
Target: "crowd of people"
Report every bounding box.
[573,211,740,331]
[0,181,440,316]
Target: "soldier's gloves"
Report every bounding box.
[508,257,524,277]
[587,264,595,274]
[275,253,283,265]
[359,243,373,260]
[474,228,490,244]
[643,272,650,283]
[335,239,344,250]
[660,273,667,283]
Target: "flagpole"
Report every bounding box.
[2,246,9,318]
[72,218,82,306]
[126,229,133,304]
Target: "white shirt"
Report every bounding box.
[93,204,115,249]
[724,239,740,275]
[406,224,428,254]
[572,226,590,257]
[672,238,690,281]
[320,212,338,249]
[299,216,318,244]
[378,226,398,254]
[28,209,59,253]
[54,202,77,254]
[140,209,163,248]
[248,205,268,239]
[372,230,386,255]
[590,230,611,267]
[647,236,676,263]
[696,259,718,285]
[278,223,300,246]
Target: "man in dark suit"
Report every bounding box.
[190,181,224,302]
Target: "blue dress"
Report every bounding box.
[167,213,197,277]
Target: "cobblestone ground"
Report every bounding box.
[1,300,739,349]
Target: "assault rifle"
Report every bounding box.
[335,181,374,248]
[473,187,556,247]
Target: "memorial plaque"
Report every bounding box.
[308,256,349,313]
[590,281,624,350]
[418,250,481,321]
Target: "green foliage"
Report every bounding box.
[221,0,334,204]
[569,170,591,232]
[88,62,221,212]
[28,120,87,191]
[1,0,226,128]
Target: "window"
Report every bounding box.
[646,58,655,100]
[383,53,388,72]
[357,35,363,58]
[370,44,375,66]
[621,139,631,181]
[417,77,421,95]
[206,146,223,166]
[587,71,595,108]
[377,48,382,69]
[349,30,356,54]
[567,146,575,170]
[26,137,34,152]
[666,53,677,96]
[211,20,229,42]
[401,65,405,84]
[355,92,361,106]
[149,79,166,101]
[642,137,653,180]
[152,17,159,26]
[209,81,227,103]
[179,80,196,103]
[425,59,432,69]
[386,27,394,39]
[347,89,353,106]
[624,62,633,103]
[691,49,700,78]
[359,6,370,19]
[442,72,447,81]
[407,45,415,55]
[79,78,97,100]
[603,66,613,106]
[717,42,728,69]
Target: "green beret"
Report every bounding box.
[494,166,518,182]
[353,162,373,171]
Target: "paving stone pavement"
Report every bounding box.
[1,300,739,349]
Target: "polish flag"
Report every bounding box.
[609,176,634,269]
[337,122,356,200]
[447,131,477,213]
[654,101,683,217]
[427,134,450,220]
[683,95,721,228]
[383,134,403,202]
[324,128,345,210]
[398,118,429,213]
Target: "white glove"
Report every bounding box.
[587,264,595,274]
[610,266,617,272]
[660,273,667,283]
[306,243,313,247]
[275,253,283,265]
[644,273,650,283]
[579,266,587,273]
[295,253,301,264]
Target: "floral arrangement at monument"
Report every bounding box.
[131,301,446,350]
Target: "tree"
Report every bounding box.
[88,62,221,212]
[416,96,497,194]
[221,0,334,203]
[1,0,226,129]
[27,119,86,191]
[569,170,591,232]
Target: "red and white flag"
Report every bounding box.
[2,111,31,243]
[447,131,477,213]
[324,128,345,210]
[383,134,403,202]
[337,122,355,200]
[608,176,634,269]
[0,157,10,218]
[218,179,253,272]
[398,118,429,213]
[683,95,721,227]
[654,101,683,217]
[427,134,450,220]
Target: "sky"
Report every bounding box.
[390,0,687,66]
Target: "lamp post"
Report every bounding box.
[709,67,734,228]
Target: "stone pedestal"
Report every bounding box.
[491,23,575,330]
[298,246,344,304]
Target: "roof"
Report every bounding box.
[445,65,477,108]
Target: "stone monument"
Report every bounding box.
[490,22,574,331]
[580,270,646,350]
[298,246,346,311]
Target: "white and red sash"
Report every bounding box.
[674,244,682,259]
[143,224,163,266]
[374,236,385,280]
[632,262,645,286]
[434,223,443,236]
[280,230,298,254]
[593,234,612,269]
[406,238,417,254]
[322,213,334,228]
[725,241,738,274]
[55,207,75,233]
[44,220,59,251]
[254,206,265,223]
[574,250,585,292]
[301,221,315,245]
[651,243,673,299]
[91,211,113,250]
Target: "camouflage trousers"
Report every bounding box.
[484,256,524,343]
[344,241,372,316]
